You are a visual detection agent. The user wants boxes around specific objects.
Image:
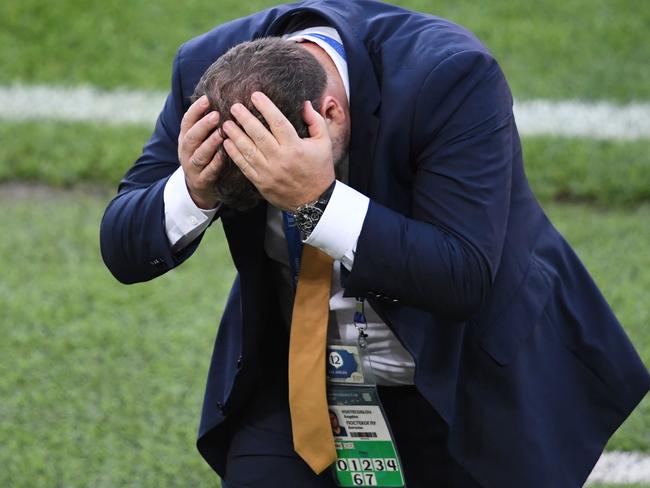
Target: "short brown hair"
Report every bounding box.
[192,37,328,210]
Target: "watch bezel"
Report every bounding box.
[293,203,324,236]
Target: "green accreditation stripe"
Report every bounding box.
[334,440,404,487]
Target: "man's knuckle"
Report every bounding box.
[271,118,286,130]
[252,130,267,144]
[243,147,257,161]
[293,146,305,158]
[184,133,196,145]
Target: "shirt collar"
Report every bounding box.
[284,26,350,102]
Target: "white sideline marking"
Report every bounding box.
[587,451,650,484]
[0,84,167,126]
[0,84,649,140]
[514,99,650,141]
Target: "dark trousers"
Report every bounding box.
[221,369,481,488]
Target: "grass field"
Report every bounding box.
[0,187,228,486]
[0,0,648,486]
[2,0,649,100]
[0,189,648,486]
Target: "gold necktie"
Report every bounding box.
[288,244,337,474]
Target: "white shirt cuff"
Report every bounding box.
[163,166,219,251]
[304,181,369,269]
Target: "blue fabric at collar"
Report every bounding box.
[305,32,347,61]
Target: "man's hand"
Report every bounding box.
[178,95,224,209]
[222,91,335,211]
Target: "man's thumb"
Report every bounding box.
[303,100,326,138]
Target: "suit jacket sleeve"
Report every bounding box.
[100,47,211,284]
[345,50,514,320]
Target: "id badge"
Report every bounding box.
[326,344,405,487]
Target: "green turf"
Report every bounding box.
[522,137,650,206]
[0,190,648,487]
[1,0,649,101]
[0,121,152,187]
[0,188,231,487]
[1,121,649,208]
[0,0,276,92]
[593,485,650,488]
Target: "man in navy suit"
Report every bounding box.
[100,1,649,486]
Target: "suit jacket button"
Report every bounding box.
[236,356,244,369]
[392,299,399,303]
[149,257,165,269]
[216,401,225,414]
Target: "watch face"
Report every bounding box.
[295,205,323,235]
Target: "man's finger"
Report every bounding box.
[223,138,260,184]
[303,100,328,139]
[229,103,279,156]
[221,120,267,167]
[250,91,299,144]
[200,147,225,181]
[180,95,210,139]
[189,127,224,171]
[180,111,220,163]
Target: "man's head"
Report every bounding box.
[192,36,349,210]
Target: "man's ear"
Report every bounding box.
[319,95,347,127]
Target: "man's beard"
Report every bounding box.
[213,141,348,211]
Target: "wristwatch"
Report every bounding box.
[292,180,336,239]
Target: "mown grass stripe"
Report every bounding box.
[1,84,650,140]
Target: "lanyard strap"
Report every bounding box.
[283,211,303,288]
[304,33,347,61]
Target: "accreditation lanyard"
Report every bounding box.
[327,303,405,487]
[282,211,303,289]
[326,341,406,487]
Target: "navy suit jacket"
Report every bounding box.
[100,1,650,486]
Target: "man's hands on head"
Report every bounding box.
[222,91,336,211]
[178,95,224,210]
[177,92,336,211]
